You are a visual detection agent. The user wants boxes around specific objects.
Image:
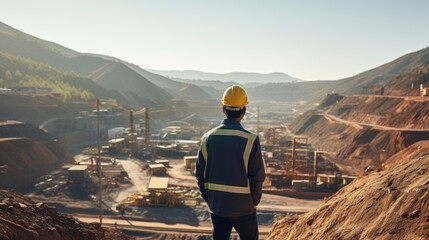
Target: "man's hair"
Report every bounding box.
[223,106,246,119]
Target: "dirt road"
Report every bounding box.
[323,113,429,131]
[115,159,150,203]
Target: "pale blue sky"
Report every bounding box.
[2,1,429,80]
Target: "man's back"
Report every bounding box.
[196,118,265,217]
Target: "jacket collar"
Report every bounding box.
[221,118,242,127]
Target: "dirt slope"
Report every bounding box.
[289,90,429,175]
[0,138,73,191]
[0,190,133,240]
[0,121,74,191]
[267,141,429,240]
[328,95,429,129]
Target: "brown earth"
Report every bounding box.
[0,121,74,191]
[328,95,429,129]
[384,62,429,96]
[0,189,133,240]
[290,91,429,175]
[267,141,429,240]
[289,64,429,176]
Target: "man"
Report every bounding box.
[196,85,266,240]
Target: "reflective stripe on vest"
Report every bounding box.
[201,128,257,194]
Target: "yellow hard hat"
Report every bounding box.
[221,85,248,109]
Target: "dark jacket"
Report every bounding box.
[196,118,265,217]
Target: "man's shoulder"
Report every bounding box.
[202,124,257,140]
[201,125,223,141]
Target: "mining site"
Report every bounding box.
[1,9,429,240]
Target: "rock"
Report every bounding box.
[18,202,27,208]
[7,206,14,214]
[0,202,8,211]
[46,206,58,218]
[364,166,374,173]
[35,202,46,208]
[38,227,61,240]
[0,189,134,240]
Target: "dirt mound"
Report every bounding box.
[267,141,429,240]
[0,137,74,191]
[0,120,53,141]
[0,121,74,191]
[0,189,133,240]
[335,130,429,175]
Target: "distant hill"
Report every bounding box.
[334,47,429,94]
[171,78,237,90]
[2,20,429,106]
[248,80,336,102]
[86,53,216,101]
[246,47,429,102]
[122,62,214,101]
[0,52,129,104]
[0,21,173,108]
[85,61,172,106]
[288,68,429,175]
[383,62,429,96]
[0,22,79,58]
[146,69,303,84]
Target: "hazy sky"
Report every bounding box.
[2,1,429,80]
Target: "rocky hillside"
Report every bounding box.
[334,47,429,94]
[383,62,429,96]
[327,95,429,129]
[289,64,429,175]
[267,141,429,240]
[0,190,132,240]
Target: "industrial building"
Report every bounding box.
[155,159,170,167]
[262,131,356,193]
[183,156,197,169]
[149,164,167,176]
[67,165,89,182]
[108,127,126,139]
[108,138,125,155]
[120,177,190,208]
[147,177,169,191]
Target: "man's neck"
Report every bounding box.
[226,117,242,123]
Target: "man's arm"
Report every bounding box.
[195,149,208,202]
[247,136,265,206]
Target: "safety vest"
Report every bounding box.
[200,127,257,194]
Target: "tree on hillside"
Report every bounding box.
[0,52,95,102]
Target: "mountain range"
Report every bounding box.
[1,20,429,108]
[0,21,212,109]
[146,69,303,84]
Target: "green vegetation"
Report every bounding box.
[0,52,94,102]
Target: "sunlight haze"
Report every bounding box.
[2,0,429,80]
